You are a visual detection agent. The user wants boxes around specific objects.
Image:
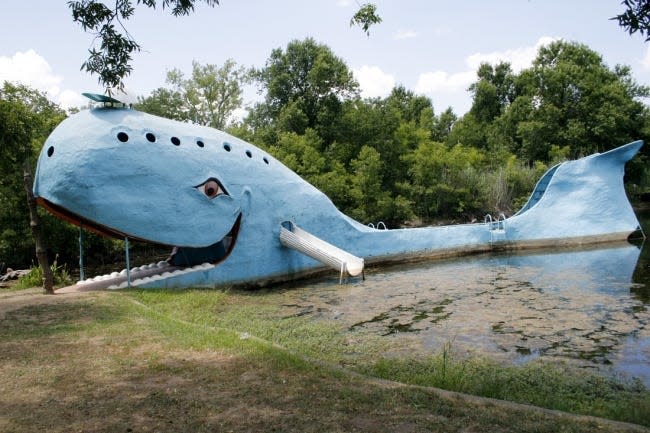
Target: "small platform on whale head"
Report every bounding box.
[82,92,130,108]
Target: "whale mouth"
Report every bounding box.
[36,198,241,291]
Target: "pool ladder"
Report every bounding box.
[485,213,507,244]
[367,221,387,230]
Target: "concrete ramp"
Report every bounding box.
[280,221,364,281]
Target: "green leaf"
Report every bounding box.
[350,3,382,36]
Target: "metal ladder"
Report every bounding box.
[367,221,387,230]
[484,213,507,244]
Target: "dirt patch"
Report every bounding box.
[0,287,87,318]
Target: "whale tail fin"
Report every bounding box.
[508,140,643,242]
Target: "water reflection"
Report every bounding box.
[280,239,650,386]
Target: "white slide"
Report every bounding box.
[279,222,364,282]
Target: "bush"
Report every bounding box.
[18,256,71,289]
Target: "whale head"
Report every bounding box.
[33,107,266,248]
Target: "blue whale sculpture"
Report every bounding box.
[33,101,644,290]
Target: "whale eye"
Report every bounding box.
[204,181,221,198]
[196,179,227,199]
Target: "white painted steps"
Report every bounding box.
[55,261,215,293]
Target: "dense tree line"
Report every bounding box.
[0,83,64,277]
[0,83,136,271]
[1,38,649,271]
[228,39,649,225]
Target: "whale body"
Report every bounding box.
[33,104,644,290]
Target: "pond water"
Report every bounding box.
[278,207,650,386]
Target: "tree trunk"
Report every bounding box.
[22,160,54,294]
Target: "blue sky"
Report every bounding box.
[2,1,649,116]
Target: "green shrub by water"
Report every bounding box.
[362,346,650,427]
[130,290,650,427]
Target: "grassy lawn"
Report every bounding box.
[0,286,648,432]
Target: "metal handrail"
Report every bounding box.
[368,221,388,230]
[498,213,506,231]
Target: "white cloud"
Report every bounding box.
[414,37,558,112]
[229,107,248,124]
[336,0,351,7]
[353,65,395,98]
[0,49,85,108]
[466,36,559,72]
[0,50,60,92]
[415,70,476,94]
[57,89,87,109]
[394,30,418,40]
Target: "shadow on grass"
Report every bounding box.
[0,301,127,341]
